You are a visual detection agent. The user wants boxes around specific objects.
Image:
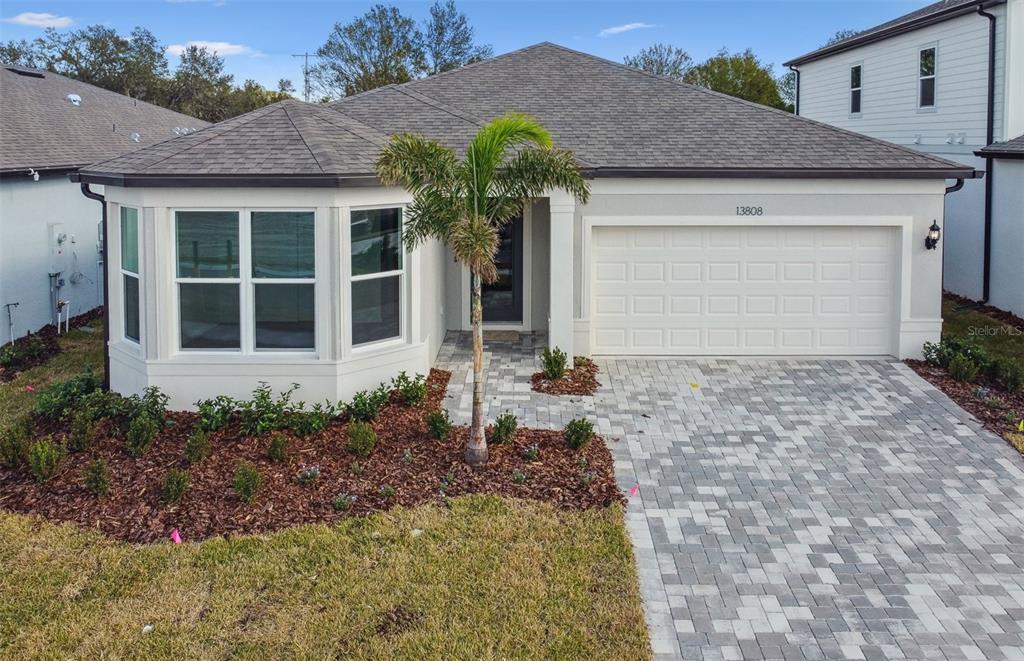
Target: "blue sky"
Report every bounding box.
[1,0,930,91]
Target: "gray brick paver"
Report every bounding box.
[435,332,1024,660]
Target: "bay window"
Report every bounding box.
[174,210,315,352]
[120,206,140,343]
[351,207,403,346]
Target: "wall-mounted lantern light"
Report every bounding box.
[925,221,941,250]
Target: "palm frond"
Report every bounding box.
[376,133,459,195]
[465,113,553,215]
[492,147,592,212]
[449,213,499,282]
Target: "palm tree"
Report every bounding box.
[376,113,590,466]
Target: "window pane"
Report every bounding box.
[920,78,935,107]
[255,284,314,350]
[851,89,862,114]
[176,211,239,278]
[352,275,400,345]
[850,66,861,89]
[920,48,935,77]
[252,211,315,279]
[120,207,139,274]
[123,274,140,342]
[351,208,402,276]
[179,283,240,349]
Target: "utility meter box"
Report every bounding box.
[48,222,69,275]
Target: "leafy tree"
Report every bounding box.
[777,70,796,113]
[277,78,296,95]
[825,29,860,46]
[376,115,590,466]
[165,45,234,122]
[313,4,424,97]
[228,79,293,117]
[423,0,493,75]
[623,43,692,80]
[684,48,786,110]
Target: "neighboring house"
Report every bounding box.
[785,0,1024,314]
[72,43,975,408]
[975,135,1024,316]
[0,66,208,343]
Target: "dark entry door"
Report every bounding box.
[482,215,523,323]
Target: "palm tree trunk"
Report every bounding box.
[465,271,488,466]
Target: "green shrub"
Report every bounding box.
[346,386,390,422]
[541,346,568,380]
[34,371,101,420]
[511,470,527,485]
[922,338,990,370]
[332,492,355,511]
[133,387,170,426]
[379,484,396,499]
[68,411,99,453]
[564,418,595,450]
[125,414,159,457]
[161,469,190,505]
[522,444,540,461]
[288,401,336,437]
[295,465,321,487]
[233,462,262,505]
[0,334,46,369]
[195,395,235,431]
[392,371,427,406]
[991,359,1024,394]
[347,421,377,457]
[490,412,517,445]
[426,409,452,440]
[948,354,980,383]
[184,428,210,464]
[238,383,298,436]
[27,437,66,482]
[78,389,128,423]
[1,418,31,468]
[82,459,110,497]
[267,432,288,463]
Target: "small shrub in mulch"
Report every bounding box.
[0,307,103,382]
[0,369,624,543]
[532,355,601,396]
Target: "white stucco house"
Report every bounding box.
[72,43,977,408]
[0,66,207,344]
[785,0,1024,315]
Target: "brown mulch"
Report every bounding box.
[906,359,1024,441]
[531,357,601,396]
[945,291,1024,332]
[0,369,623,544]
[0,307,104,382]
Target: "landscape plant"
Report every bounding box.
[426,409,452,439]
[564,418,595,450]
[392,371,427,405]
[82,459,111,497]
[490,412,517,445]
[184,428,210,464]
[125,414,159,457]
[377,113,590,465]
[27,437,65,482]
[233,462,262,505]
[347,421,377,457]
[161,469,190,505]
[541,346,568,380]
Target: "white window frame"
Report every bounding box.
[849,63,863,116]
[348,204,406,352]
[171,208,318,356]
[119,205,142,345]
[918,45,937,110]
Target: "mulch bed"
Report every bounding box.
[945,291,1024,332]
[0,369,623,544]
[0,307,104,382]
[531,357,601,396]
[906,359,1024,442]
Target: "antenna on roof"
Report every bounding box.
[290,52,319,103]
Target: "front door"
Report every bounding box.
[482,215,523,323]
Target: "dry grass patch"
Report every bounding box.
[0,495,650,659]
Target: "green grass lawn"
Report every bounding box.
[942,297,1024,366]
[0,324,103,433]
[0,497,650,659]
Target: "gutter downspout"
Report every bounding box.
[79,182,110,391]
[977,4,996,303]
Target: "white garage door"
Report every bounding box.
[590,225,899,356]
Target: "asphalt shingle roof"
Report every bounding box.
[78,43,975,184]
[785,0,1005,66]
[976,134,1024,159]
[0,66,208,174]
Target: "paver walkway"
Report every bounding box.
[435,332,1024,660]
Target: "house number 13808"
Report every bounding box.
[736,206,764,216]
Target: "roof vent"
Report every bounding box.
[129,132,141,143]
[6,67,45,78]
[66,93,82,106]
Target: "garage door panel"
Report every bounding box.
[591,225,897,356]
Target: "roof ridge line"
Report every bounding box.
[282,104,327,174]
[390,87,484,127]
[314,105,391,147]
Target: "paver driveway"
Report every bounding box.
[436,333,1024,660]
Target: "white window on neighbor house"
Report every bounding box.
[120,206,141,344]
[173,209,316,353]
[919,46,936,108]
[350,207,403,347]
[850,65,862,115]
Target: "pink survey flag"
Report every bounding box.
[170,528,182,544]
[629,484,639,497]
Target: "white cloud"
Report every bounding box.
[598,22,655,37]
[2,12,73,28]
[166,40,260,57]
